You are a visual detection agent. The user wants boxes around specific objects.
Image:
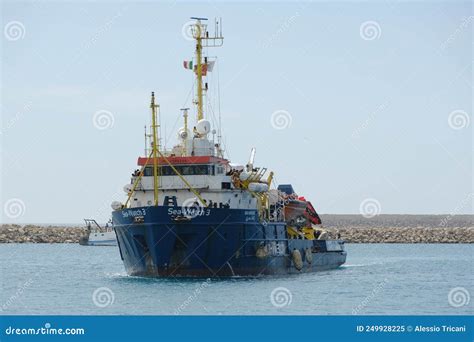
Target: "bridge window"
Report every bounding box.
[143,164,216,176]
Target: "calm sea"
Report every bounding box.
[0,243,472,315]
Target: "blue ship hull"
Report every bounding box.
[112,206,346,277]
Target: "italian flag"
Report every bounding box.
[183,60,193,70]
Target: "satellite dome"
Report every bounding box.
[178,127,190,140]
[196,119,211,135]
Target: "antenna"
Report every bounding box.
[180,107,190,156]
[144,125,148,155]
[211,129,216,147]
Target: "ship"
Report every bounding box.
[111,17,346,277]
[79,219,117,246]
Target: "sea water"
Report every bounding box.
[0,243,472,315]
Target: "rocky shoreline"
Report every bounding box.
[0,225,86,244]
[1,218,473,244]
[323,227,473,243]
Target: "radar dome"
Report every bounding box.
[196,119,211,135]
[111,201,123,210]
[178,127,190,140]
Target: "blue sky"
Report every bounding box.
[1,1,472,223]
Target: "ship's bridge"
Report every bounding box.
[135,155,231,191]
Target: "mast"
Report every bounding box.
[150,92,159,206]
[195,20,204,122]
[189,17,224,123]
